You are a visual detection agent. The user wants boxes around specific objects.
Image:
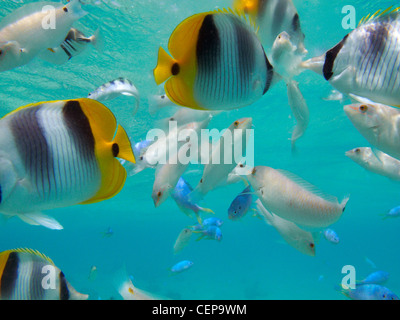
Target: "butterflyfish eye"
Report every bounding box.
[139,156,144,161]
[63,7,68,12]
[359,105,368,113]
[112,143,119,157]
[171,63,180,76]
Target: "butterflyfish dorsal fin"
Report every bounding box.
[358,6,400,26]
[8,248,55,265]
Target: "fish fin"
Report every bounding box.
[198,207,215,215]
[299,55,325,76]
[78,98,117,141]
[66,0,88,20]
[348,93,376,104]
[358,6,400,26]
[8,248,55,264]
[18,213,63,230]
[113,125,136,164]
[341,196,350,212]
[154,47,176,85]
[89,28,105,52]
[81,157,127,204]
[275,169,340,204]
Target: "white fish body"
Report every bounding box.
[302,8,400,107]
[148,93,176,115]
[286,79,309,149]
[143,116,211,167]
[256,199,316,256]
[151,142,193,207]
[247,166,348,228]
[346,147,400,181]
[173,227,193,254]
[192,118,253,199]
[344,102,400,160]
[0,0,87,71]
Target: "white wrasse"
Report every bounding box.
[191,118,253,200]
[256,199,316,256]
[286,79,309,149]
[344,102,400,160]
[151,142,193,207]
[247,166,349,228]
[0,0,87,71]
[302,6,400,108]
[346,147,400,181]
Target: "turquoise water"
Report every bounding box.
[0,0,400,300]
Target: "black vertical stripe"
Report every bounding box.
[1,252,19,299]
[323,34,349,80]
[10,105,53,200]
[196,14,221,103]
[59,272,70,300]
[263,51,274,94]
[62,100,96,162]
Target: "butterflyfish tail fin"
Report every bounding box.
[154,47,176,85]
[113,125,136,164]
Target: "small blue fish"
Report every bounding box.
[101,227,114,238]
[194,225,223,242]
[228,185,253,221]
[323,228,340,244]
[358,271,390,285]
[381,206,400,219]
[171,177,214,223]
[190,217,223,231]
[170,260,194,273]
[340,284,399,300]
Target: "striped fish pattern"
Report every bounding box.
[233,0,307,55]
[304,7,400,108]
[0,98,136,229]
[154,9,275,111]
[3,101,101,209]
[0,248,88,300]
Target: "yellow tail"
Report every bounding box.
[154,47,176,85]
[114,125,136,164]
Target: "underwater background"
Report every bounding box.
[0,0,399,300]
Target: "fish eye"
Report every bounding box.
[359,105,368,113]
[157,191,162,197]
[309,243,315,248]
[139,156,143,161]
[239,164,244,168]
[0,49,2,55]
[161,95,165,99]
[355,148,360,153]
[63,7,68,12]
[234,121,239,127]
